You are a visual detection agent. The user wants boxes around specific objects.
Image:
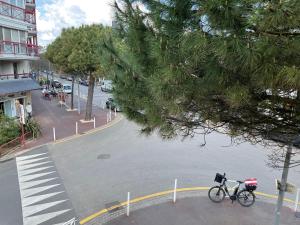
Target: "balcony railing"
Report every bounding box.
[0,41,38,57]
[0,72,31,80]
[0,1,36,24]
[26,0,35,4]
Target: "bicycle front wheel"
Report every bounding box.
[237,190,255,207]
[208,186,225,203]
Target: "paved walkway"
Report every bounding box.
[106,197,298,225]
[25,90,112,149]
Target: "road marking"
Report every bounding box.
[16,152,75,225]
[18,161,52,170]
[79,186,299,224]
[23,191,64,207]
[19,166,54,176]
[19,171,56,182]
[21,178,58,189]
[23,200,68,217]
[23,209,71,225]
[17,153,48,161]
[17,157,49,165]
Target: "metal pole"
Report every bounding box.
[76,122,78,135]
[173,179,178,203]
[53,127,56,141]
[295,189,300,212]
[127,192,130,216]
[77,82,81,114]
[93,117,96,129]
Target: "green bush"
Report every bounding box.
[25,119,41,138]
[0,115,20,145]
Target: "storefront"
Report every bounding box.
[0,78,40,118]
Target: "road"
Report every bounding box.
[48,119,300,219]
[42,72,112,108]
[1,114,300,224]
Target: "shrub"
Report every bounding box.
[25,119,41,138]
[0,115,20,145]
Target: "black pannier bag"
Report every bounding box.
[214,173,224,183]
[245,178,257,191]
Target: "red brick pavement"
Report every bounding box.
[24,90,112,149]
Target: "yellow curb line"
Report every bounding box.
[53,115,123,145]
[79,187,299,225]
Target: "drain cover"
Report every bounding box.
[105,201,123,213]
[97,154,111,159]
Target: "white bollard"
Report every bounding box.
[173,179,177,203]
[93,117,96,129]
[53,127,56,141]
[127,192,130,216]
[76,122,78,135]
[106,113,109,123]
[295,188,300,212]
[114,107,117,117]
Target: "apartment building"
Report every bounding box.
[0,0,40,118]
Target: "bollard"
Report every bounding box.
[127,192,130,216]
[106,113,109,123]
[53,127,56,141]
[76,122,78,135]
[295,188,300,212]
[93,117,96,129]
[109,108,112,121]
[114,107,117,117]
[173,179,177,203]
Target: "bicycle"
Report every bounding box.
[208,173,257,207]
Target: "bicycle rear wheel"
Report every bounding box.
[208,186,225,203]
[237,190,255,207]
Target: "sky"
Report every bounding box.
[36,0,115,46]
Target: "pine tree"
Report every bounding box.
[110,1,300,224]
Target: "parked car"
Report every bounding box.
[106,98,121,111]
[100,80,113,92]
[62,84,72,94]
[60,75,67,79]
[51,80,62,88]
[67,76,73,81]
[79,79,89,86]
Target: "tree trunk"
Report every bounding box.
[274,145,292,225]
[85,75,95,121]
[71,76,75,110]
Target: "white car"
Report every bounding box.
[62,84,72,94]
[100,80,113,92]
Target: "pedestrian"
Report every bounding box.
[26,102,32,119]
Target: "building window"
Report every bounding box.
[0,27,3,41]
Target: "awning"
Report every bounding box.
[0,78,41,96]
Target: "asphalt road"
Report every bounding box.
[42,73,112,108]
[46,119,300,219]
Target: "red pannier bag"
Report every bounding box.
[245,178,257,191]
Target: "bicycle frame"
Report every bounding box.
[220,179,242,198]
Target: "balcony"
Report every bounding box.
[25,0,35,9]
[0,41,38,58]
[0,1,36,24]
[0,72,31,80]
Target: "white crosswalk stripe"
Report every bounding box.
[16,152,76,225]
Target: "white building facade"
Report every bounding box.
[0,0,39,117]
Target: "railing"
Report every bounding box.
[0,132,31,157]
[0,1,36,24]
[0,41,38,56]
[0,73,30,80]
[26,0,35,4]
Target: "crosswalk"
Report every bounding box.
[16,152,77,225]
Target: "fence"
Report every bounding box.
[81,179,300,225]
[0,132,31,156]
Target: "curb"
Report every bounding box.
[79,187,300,224]
[0,114,124,162]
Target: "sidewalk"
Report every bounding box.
[106,197,298,225]
[24,90,112,149]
